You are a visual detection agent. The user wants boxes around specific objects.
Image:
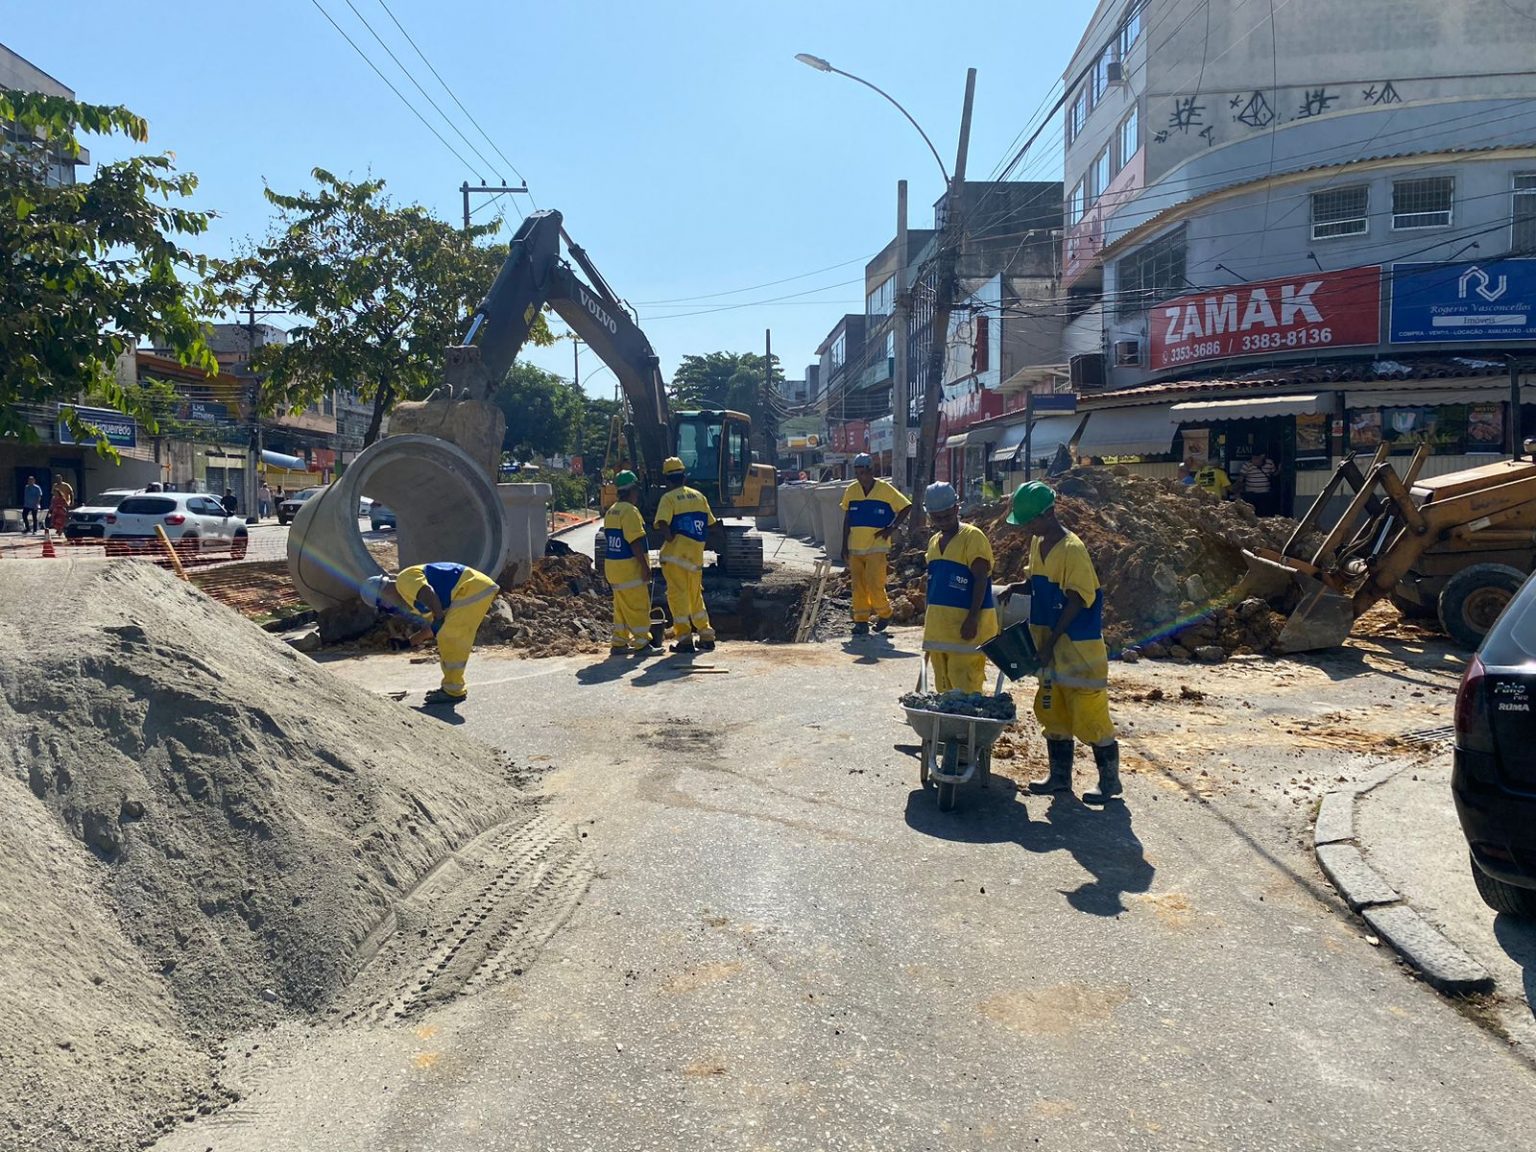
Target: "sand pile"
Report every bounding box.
[884,469,1310,657]
[0,559,530,1152]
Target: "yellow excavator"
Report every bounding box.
[1240,442,1536,652]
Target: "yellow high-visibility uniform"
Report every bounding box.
[1193,465,1231,499]
[655,485,717,642]
[394,563,500,699]
[923,523,1000,693]
[603,501,651,649]
[841,478,911,624]
[1027,531,1115,745]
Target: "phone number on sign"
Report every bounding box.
[1241,327,1334,352]
[1160,340,1224,365]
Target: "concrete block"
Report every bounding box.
[1316,842,1400,910]
[498,483,551,587]
[1313,791,1356,846]
[1362,903,1495,996]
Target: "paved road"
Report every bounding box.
[156,635,1534,1152]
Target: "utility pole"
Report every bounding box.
[460,182,528,231]
[891,179,910,492]
[242,294,283,527]
[763,329,778,464]
[912,68,976,526]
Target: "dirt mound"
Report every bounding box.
[476,553,610,657]
[0,559,530,1152]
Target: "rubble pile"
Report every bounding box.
[476,553,611,658]
[900,690,1018,720]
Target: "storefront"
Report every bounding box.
[1169,394,1334,517]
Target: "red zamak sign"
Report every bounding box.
[1147,266,1382,372]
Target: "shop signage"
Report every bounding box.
[1029,394,1078,414]
[187,401,228,422]
[57,406,137,448]
[1148,266,1382,372]
[1390,259,1536,343]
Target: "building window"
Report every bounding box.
[1515,174,1536,253]
[1115,225,1187,318]
[1092,51,1111,108]
[1119,0,1144,56]
[1068,179,1086,226]
[1116,106,1139,170]
[323,392,335,417]
[1393,176,1453,230]
[1093,147,1112,200]
[831,332,846,370]
[885,329,896,365]
[866,275,893,319]
[1311,185,1369,240]
[1067,89,1087,144]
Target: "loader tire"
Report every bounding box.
[1438,563,1527,650]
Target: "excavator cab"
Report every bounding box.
[671,409,776,519]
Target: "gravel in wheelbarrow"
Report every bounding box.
[898,690,1017,721]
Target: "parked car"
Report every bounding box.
[277,487,323,526]
[358,496,373,518]
[1453,569,1536,918]
[64,488,140,540]
[370,503,396,532]
[102,493,248,559]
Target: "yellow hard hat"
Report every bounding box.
[662,457,686,476]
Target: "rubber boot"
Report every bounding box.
[1029,738,1075,795]
[1083,742,1123,804]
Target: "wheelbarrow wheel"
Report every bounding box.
[936,739,959,812]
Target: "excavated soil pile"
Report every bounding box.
[883,469,1311,657]
[476,553,611,657]
[0,560,529,1152]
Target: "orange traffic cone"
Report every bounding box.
[40,531,56,558]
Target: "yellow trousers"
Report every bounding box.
[931,651,986,693]
[611,581,652,649]
[1034,679,1116,745]
[848,552,891,623]
[662,559,714,641]
[435,587,498,698]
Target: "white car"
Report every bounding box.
[64,488,140,540]
[103,492,249,559]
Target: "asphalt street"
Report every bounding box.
[155,633,1536,1152]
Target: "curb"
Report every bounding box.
[1312,765,1495,997]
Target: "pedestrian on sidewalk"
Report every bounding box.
[921,482,999,693]
[840,453,911,637]
[259,482,273,520]
[999,481,1122,804]
[361,562,500,707]
[49,477,73,534]
[21,476,42,534]
[654,457,717,654]
[1238,450,1280,516]
[221,488,239,517]
[604,471,661,656]
[1193,460,1233,500]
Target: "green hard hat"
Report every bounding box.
[614,470,639,490]
[1006,481,1055,526]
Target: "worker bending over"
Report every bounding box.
[605,471,662,656]
[839,452,911,636]
[654,456,718,654]
[1000,481,1121,804]
[362,562,500,707]
[921,481,999,692]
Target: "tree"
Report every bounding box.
[671,351,783,438]
[576,395,622,472]
[226,170,552,446]
[0,91,217,447]
[493,362,584,462]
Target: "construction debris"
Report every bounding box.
[900,691,1018,720]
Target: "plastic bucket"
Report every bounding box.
[982,622,1041,681]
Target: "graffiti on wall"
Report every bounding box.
[1153,81,1408,148]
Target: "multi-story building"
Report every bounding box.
[1,44,85,188]
[1060,0,1536,514]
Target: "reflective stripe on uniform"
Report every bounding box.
[1051,673,1108,690]
[922,639,983,653]
[847,545,891,556]
[609,577,646,591]
[440,660,468,671]
[661,554,701,572]
[451,584,499,609]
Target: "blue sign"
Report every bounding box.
[1390,259,1536,344]
[57,406,137,449]
[188,401,228,422]
[1030,394,1078,414]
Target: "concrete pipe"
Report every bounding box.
[288,434,510,611]
[814,483,847,560]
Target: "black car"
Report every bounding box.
[1453,570,1536,917]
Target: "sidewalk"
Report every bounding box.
[1323,752,1536,1052]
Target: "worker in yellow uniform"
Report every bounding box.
[361,562,500,707]
[839,452,911,637]
[654,456,718,654]
[999,481,1121,804]
[1192,460,1232,500]
[921,481,999,692]
[604,471,662,656]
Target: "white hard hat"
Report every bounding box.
[359,575,388,609]
[925,481,958,512]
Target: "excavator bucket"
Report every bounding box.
[1237,550,1357,653]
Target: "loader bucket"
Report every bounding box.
[1236,551,1356,653]
[1236,550,1305,602]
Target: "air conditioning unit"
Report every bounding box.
[1106,60,1126,84]
[1113,339,1141,367]
[1069,352,1107,390]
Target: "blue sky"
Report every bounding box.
[8,1,1085,395]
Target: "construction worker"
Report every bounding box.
[605,471,661,656]
[839,452,911,637]
[360,563,500,707]
[654,457,717,653]
[999,481,1121,804]
[921,481,999,692]
[1192,459,1232,500]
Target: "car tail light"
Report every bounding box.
[1455,655,1494,754]
[164,514,186,526]
[105,513,116,524]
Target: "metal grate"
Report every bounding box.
[1311,186,1369,240]
[1399,725,1454,748]
[1514,174,1536,253]
[1393,176,1453,231]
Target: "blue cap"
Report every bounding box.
[925,482,958,512]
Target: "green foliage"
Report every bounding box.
[0,91,217,452]
[671,351,783,430]
[575,396,622,471]
[223,169,553,445]
[493,361,584,461]
[542,469,591,512]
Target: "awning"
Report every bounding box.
[261,449,306,470]
[1170,394,1329,422]
[1077,407,1177,458]
[1345,386,1536,408]
[944,428,997,450]
[991,416,1078,465]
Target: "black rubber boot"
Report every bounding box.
[872,617,889,633]
[851,621,870,637]
[1084,742,1123,804]
[1028,738,1075,795]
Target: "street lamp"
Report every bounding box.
[794,54,950,187]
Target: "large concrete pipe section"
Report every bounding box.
[288,434,509,612]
